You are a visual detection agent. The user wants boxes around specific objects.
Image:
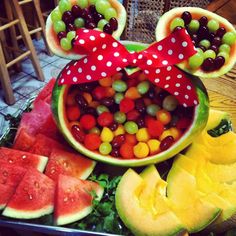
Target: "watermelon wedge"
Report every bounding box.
[0,147,48,172]
[2,169,55,219]
[54,174,104,226]
[13,128,36,152]
[0,162,26,210]
[45,148,96,181]
[16,100,61,141]
[33,78,56,107]
[28,134,69,157]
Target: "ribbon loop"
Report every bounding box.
[59,29,199,107]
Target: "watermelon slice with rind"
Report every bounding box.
[45,148,96,181]
[0,162,26,210]
[0,147,48,172]
[54,174,104,226]
[2,169,55,219]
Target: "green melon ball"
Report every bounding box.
[104,7,117,20]
[74,18,85,28]
[77,0,89,9]
[204,49,216,59]
[188,52,204,69]
[53,20,66,33]
[219,44,231,54]
[60,37,72,51]
[51,9,62,22]
[218,51,229,62]
[97,19,108,30]
[222,32,236,46]
[95,0,111,15]
[59,0,71,13]
[207,19,219,33]
[170,17,185,31]
[188,19,200,33]
[67,31,76,41]
[199,39,210,49]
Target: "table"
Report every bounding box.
[203,65,236,128]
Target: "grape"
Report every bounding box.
[188,19,200,33]
[57,31,67,40]
[114,93,124,104]
[181,11,192,25]
[60,37,72,50]
[103,23,113,34]
[147,104,160,116]
[216,27,226,38]
[99,142,112,155]
[95,0,111,15]
[53,20,66,33]
[124,121,138,134]
[219,44,231,54]
[196,48,204,56]
[163,95,178,111]
[212,37,221,47]
[89,0,97,4]
[96,105,109,115]
[170,17,185,32]
[67,31,76,41]
[59,0,71,13]
[114,111,126,124]
[199,39,210,49]
[77,0,88,9]
[201,58,214,71]
[97,19,108,30]
[188,52,204,69]
[214,56,225,69]
[204,49,216,59]
[137,81,150,94]
[51,9,62,22]
[104,7,117,20]
[89,127,100,135]
[222,32,236,46]
[218,51,229,62]
[199,16,208,26]
[109,17,118,30]
[207,19,219,33]
[112,80,127,92]
[210,45,218,53]
[74,17,85,28]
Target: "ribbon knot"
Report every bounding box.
[59,28,198,107]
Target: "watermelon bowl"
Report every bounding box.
[52,40,210,167]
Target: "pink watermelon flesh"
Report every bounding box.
[0,162,26,210]
[0,147,48,172]
[55,174,103,225]
[16,100,61,141]
[2,168,55,219]
[13,128,36,152]
[33,78,56,106]
[45,148,95,181]
[28,134,69,157]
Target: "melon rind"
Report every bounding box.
[155,7,236,79]
[37,155,49,172]
[46,0,127,60]
[2,205,54,219]
[52,41,209,167]
[55,186,104,226]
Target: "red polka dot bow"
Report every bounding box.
[59,28,198,107]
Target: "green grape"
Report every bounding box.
[67,31,76,41]
[199,39,210,49]
[99,142,112,155]
[95,0,111,15]
[163,95,178,112]
[114,93,124,104]
[114,111,126,124]
[104,7,117,20]
[89,127,101,135]
[218,51,229,62]
[188,52,204,69]
[112,80,127,92]
[53,20,66,33]
[51,9,62,22]
[204,49,216,59]
[77,0,88,9]
[219,44,231,54]
[124,121,138,134]
[137,81,150,94]
[60,37,72,51]
[222,32,236,46]
[207,19,219,33]
[197,48,204,56]
[188,19,200,33]
[97,19,108,30]
[89,0,97,4]
[170,17,185,31]
[74,18,85,28]
[146,104,160,116]
[96,105,109,115]
[59,0,71,13]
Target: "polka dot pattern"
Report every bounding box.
[59,28,198,107]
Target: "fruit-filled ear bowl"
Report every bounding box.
[51,40,209,167]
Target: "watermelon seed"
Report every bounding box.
[21,155,27,159]
[63,161,69,168]
[50,168,56,174]
[63,197,68,202]
[34,181,40,188]
[28,194,33,200]
[8,159,13,163]
[2,171,8,177]
[23,187,28,192]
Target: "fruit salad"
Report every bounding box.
[64,70,194,159]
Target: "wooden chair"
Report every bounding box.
[0,0,45,105]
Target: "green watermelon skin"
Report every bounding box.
[0,147,48,172]
[54,174,104,226]
[0,162,26,210]
[2,168,55,219]
[45,148,96,182]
